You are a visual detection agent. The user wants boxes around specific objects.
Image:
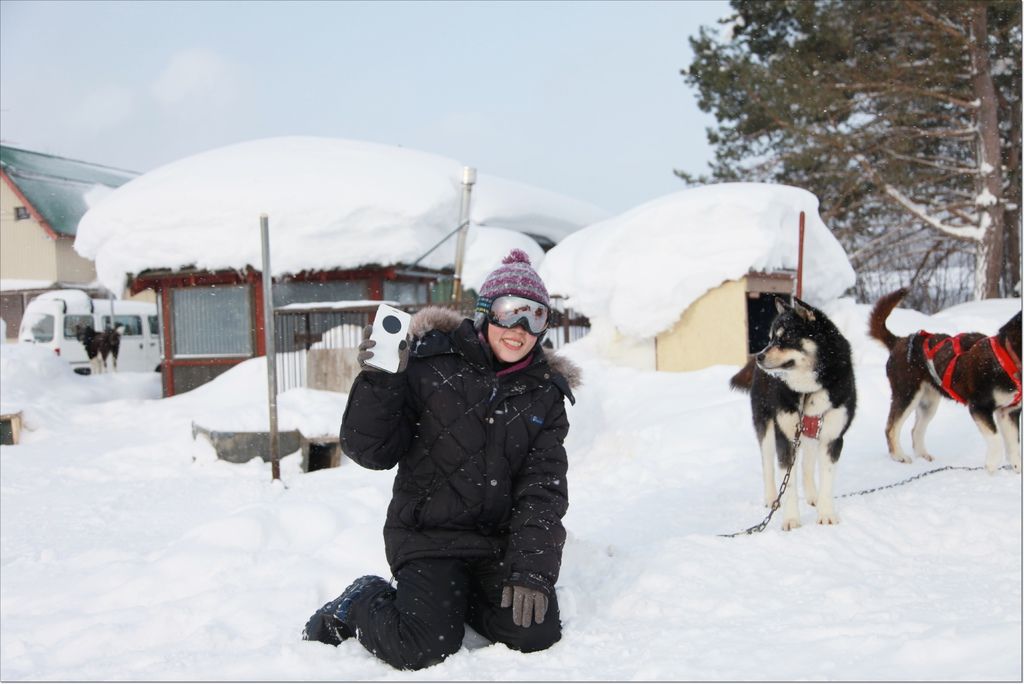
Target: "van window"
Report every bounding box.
[148,315,160,336]
[23,312,54,342]
[64,315,95,339]
[102,315,143,336]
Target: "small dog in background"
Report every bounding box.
[869,288,1021,472]
[731,297,857,530]
[76,325,122,374]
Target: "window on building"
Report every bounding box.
[383,280,428,305]
[14,206,30,220]
[272,280,369,307]
[172,285,252,357]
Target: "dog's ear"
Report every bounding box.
[1002,310,1022,342]
[775,297,790,315]
[792,298,816,322]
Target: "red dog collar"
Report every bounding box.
[801,414,822,439]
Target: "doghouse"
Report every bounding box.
[539,183,855,374]
[655,270,796,372]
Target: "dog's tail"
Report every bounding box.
[868,287,908,351]
[729,356,755,393]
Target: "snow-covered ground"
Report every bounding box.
[1,297,1020,681]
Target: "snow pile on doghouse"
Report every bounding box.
[540,183,855,339]
[75,136,607,294]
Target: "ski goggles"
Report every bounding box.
[485,295,550,335]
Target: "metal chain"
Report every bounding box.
[720,394,806,538]
[719,464,794,537]
[837,464,1011,498]
[722,463,1012,537]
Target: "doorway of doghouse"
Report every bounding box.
[745,272,795,354]
[301,435,342,472]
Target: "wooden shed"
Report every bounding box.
[131,264,444,397]
[539,183,856,375]
[76,137,608,397]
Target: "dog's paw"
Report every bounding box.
[782,518,801,531]
[919,452,934,462]
[805,493,818,507]
[890,453,912,464]
[817,512,839,525]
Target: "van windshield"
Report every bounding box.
[23,312,55,342]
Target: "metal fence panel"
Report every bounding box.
[274,307,375,392]
[273,300,589,392]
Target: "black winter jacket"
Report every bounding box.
[340,307,580,597]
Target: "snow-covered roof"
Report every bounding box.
[0,279,57,292]
[74,137,608,294]
[539,183,856,338]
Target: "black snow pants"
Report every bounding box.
[348,557,562,670]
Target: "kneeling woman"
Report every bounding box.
[303,249,580,670]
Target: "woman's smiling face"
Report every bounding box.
[486,321,538,363]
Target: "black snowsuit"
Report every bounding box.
[338,307,579,669]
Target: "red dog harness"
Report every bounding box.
[989,336,1022,406]
[920,332,970,404]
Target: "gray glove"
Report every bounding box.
[501,585,548,628]
[356,324,411,373]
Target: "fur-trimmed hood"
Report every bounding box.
[410,305,582,390]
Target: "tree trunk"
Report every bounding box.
[1003,53,1022,296]
[970,3,1005,299]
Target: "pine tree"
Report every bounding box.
[682,0,1021,309]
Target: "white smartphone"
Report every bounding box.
[364,303,412,373]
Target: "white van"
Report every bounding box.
[18,290,162,374]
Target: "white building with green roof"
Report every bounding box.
[0,145,137,340]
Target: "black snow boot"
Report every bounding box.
[302,575,393,645]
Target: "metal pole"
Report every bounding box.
[451,166,477,305]
[796,211,806,300]
[260,213,280,481]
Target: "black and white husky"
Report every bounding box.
[731,298,857,530]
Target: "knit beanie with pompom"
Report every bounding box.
[473,249,550,330]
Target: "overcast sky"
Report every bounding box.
[0,0,729,214]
